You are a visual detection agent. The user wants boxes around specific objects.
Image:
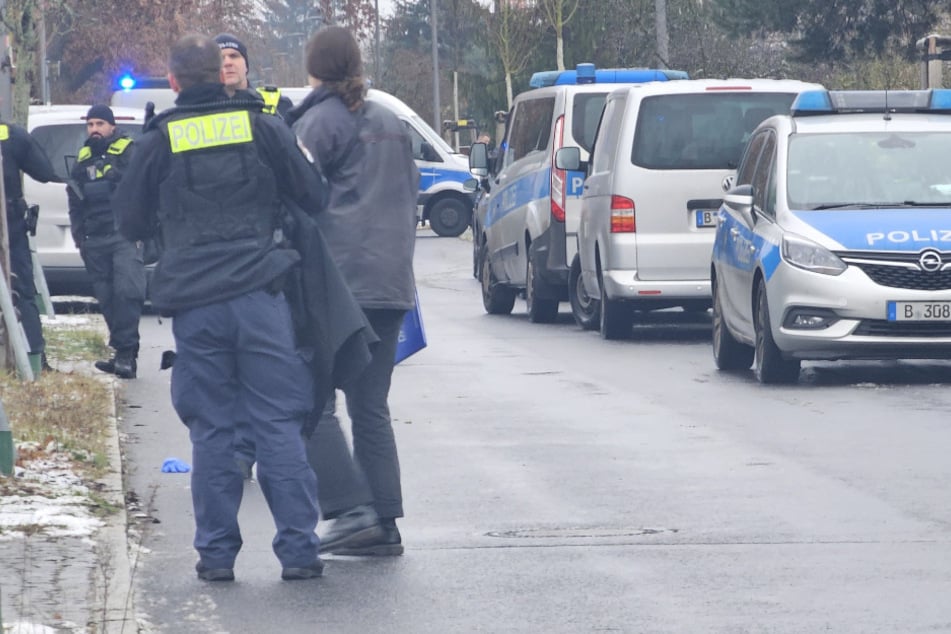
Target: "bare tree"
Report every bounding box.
[536,0,579,70]
[0,0,49,124]
[492,0,536,106]
[655,0,668,67]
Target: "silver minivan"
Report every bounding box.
[565,79,822,338]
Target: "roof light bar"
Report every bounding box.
[791,89,951,116]
[528,64,689,88]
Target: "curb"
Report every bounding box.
[91,376,137,633]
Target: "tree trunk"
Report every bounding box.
[655,0,669,68]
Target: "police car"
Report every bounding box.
[711,89,951,383]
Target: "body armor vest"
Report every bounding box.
[77,136,131,236]
[156,106,279,252]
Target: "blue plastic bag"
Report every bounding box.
[162,457,191,473]
[395,289,426,364]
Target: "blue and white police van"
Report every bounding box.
[712,88,951,383]
[112,81,475,237]
[468,63,688,322]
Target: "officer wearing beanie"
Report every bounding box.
[113,33,330,582]
[214,33,292,118]
[67,104,144,379]
[0,108,57,372]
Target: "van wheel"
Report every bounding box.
[481,243,516,315]
[753,281,800,383]
[526,245,558,323]
[599,273,632,340]
[568,258,599,330]
[429,197,471,237]
[711,276,753,371]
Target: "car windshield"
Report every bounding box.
[787,132,951,209]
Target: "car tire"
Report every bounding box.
[526,244,558,324]
[754,281,800,384]
[711,276,754,371]
[568,257,599,330]
[481,243,516,315]
[473,229,482,281]
[599,272,632,340]
[429,196,471,237]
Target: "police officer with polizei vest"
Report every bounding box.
[214,33,292,118]
[67,104,145,379]
[0,112,57,371]
[113,33,329,582]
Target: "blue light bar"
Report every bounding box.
[792,89,951,116]
[528,64,689,88]
[118,74,136,91]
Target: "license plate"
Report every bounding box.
[695,209,716,228]
[887,300,951,321]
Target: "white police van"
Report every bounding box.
[112,84,475,237]
[712,88,951,383]
[468,64,688,322]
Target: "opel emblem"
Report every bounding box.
[918,249,943,272]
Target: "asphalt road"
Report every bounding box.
[120,230,951,633]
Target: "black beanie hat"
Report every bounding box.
[214,33,249,69]
[306,26,362,82]
[86,104,115,125]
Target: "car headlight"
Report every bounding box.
[781,233,847,275]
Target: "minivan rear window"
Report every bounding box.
[31,123,142,181]
[630,93,796,170]
[572,92,610,153]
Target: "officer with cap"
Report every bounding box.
[0,109,57,372]
[67,104,144,379]
[214,32,292,118]
[113,33,329,582]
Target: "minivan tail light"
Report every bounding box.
[610,195,635,233]
[550,114,566,223]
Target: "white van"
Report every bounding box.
[112,85,475,237]
[561,79,823,338]
[26,105,146,296]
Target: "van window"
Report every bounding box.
[31,123,142,181]
[590,98,625,174]
[502,97,555,168]
[630,93,796,170]
[403,121,442,163]
[571,92,610,153]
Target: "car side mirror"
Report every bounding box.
[555,147,581,171]
[724,184,755,225]
[463,177,479,193]
[469,142,488,177]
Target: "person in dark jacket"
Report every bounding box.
[67,105,144,379]
[288,26,419,557]
[214,33,292,118]
[113,33,328,582]
[0,114,57,372]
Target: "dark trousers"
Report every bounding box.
[80,234,146,354]
[8,215,43,354]
[170,290,319,569]
[306,308,405,519]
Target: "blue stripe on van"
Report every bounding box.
[485,168,552,228]
[418,166,471,193]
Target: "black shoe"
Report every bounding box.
[40,352,57,373]
[331,520,403,556]
[281,559,324,580]
[114,351,137,379]
[196,562,234,582]
[94,355,116,375]
[319,505,384,554]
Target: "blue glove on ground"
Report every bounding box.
[162,458,191,473]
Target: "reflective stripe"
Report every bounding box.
[78,146,92,162]
[0,125,8,141]
[257,87,281,115]
[166,111,254,153]
[107,137,132,155]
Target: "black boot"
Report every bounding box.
[114,350,137,379]
[95,355,117,375]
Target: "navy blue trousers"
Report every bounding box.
[8,215,43,354]
[170,290,319,570]
[79,234,146,353]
